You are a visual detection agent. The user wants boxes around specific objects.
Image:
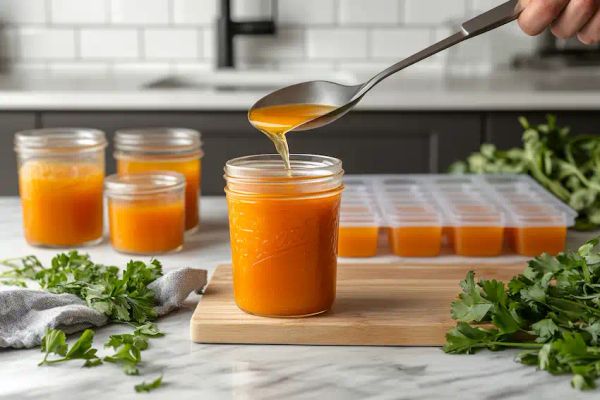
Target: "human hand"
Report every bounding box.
[518,0,600,44]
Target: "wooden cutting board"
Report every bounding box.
[190,262,525,346]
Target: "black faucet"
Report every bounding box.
[217,0,277,68]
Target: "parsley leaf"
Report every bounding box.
[39,328,101,367]
[134,375,163,393]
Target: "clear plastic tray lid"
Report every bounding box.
[339,174,577,229]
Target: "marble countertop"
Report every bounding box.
[1,68,600,111]
[0,196,599,400]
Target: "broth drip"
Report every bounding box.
[248,104,336,169]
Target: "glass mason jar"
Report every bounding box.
[14,128,107,247]
[114,128,203,233]
[224,154,344,317]
[105,172,186,255]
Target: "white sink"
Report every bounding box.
[142,70,358,91]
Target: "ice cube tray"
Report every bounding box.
[339,174,576,258]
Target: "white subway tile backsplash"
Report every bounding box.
[173,0,216,25]
[48,62,111,75]
[144,29,199,59]
[339,0,400,25]
[403,0,468,24]
[202,28,215,59]
[470,0,502,14]
[233,0,272,19]
[371,28,432,58]
[112,62,171,74]
[10,61,48,74]
[278,0,335,25]
[51,0,107,24]
[0,0,529,73]
[172,61,213,74]
[0,28,19,59]
[80,29,139,59]
[274,60,336,72]
[307,29,368,59]
[19,28,76,60]
[1,0,46,24]
[110,0,169,25]
[236,29,304,63]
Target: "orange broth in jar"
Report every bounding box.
[225,154,344,317]
[106,172,185,255]
[115,128,202,232]
[15,128,107,247]
[19,161,104,246]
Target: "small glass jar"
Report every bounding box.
[114,128,203,233]
[225,154,344,318]
[14,128,107,247]
[105,172,186,255]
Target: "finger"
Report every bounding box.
[578,8,600,43]
[551,0,598,38]
[518,0,570,35]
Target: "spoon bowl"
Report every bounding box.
[250,81,363,131]
[249,0,522,132]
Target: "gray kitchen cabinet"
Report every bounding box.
[484,112,600,150]
[40,111,483,194]
[0,113,37,195]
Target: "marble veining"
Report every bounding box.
[0,196,598,399]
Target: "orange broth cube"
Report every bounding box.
[388,226,442,257]
[338,226,379,257]
[442,226,455,246]
[454,226,504,256]
[19,161,104,247]
[514,226,566,256]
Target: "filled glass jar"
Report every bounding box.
[225,154,344,317]
[14,128,107,247]
[114,128,203,232]
[105,172,186,255]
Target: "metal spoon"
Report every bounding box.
[249,0,523,132]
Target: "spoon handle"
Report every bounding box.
[354,0,523,100]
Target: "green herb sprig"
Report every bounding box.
[39,328,102,367]
[0,251,163,324]
[445,237,600,390]
[135,375,163,393]
[449,115,600,230]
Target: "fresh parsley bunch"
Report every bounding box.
[1,251,162,324]
[445,237,600,390]
[0,251,166,392]
[449,115,600,230]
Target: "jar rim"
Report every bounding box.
[105,172,186,196]
[114,127,202,155]
[14,128,107,153]
[224,154,342,179]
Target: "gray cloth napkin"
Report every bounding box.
[0,267,207,349]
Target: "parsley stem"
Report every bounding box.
[489,342,544,349]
